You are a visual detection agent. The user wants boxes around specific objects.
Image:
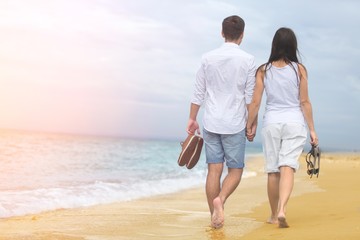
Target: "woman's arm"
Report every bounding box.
[246,67,265,140]
[299,64,318,146]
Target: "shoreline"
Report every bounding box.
[0,153,359,239]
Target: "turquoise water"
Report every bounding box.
[0,129,262,218]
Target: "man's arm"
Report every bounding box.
[187,103,201,135]
[187,62,206,135]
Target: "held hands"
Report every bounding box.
[246,122,257,142]
[187,119,200,135]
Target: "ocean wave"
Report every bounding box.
[0,131,261,218]
[0,170,257,218]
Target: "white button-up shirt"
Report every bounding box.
[192,42,256,134]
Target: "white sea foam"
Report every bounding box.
[0,170,257,218]
[0,130,261,218]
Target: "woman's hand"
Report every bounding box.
[246,122,257,142]
[310,130,318,146]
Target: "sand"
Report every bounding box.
[0,153,359,240]
[241,153,360,240]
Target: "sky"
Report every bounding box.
[0,0,359,151]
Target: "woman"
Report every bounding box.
[246,27,318,228]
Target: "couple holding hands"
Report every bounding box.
[186,15,318,229]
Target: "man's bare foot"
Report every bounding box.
[211,197,224,229]
[277,216,289,228]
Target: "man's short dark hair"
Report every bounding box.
[222,15,245,41]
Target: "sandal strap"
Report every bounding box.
[305,145,321,178]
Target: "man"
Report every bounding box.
[186,15,256,229]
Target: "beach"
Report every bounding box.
[0,153,359,239]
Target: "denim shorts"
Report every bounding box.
[203,128,246,169]
[261,123,307,173]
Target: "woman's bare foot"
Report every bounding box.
[266,216,278,224]
[211,197,224,229]
[277,215,289,228]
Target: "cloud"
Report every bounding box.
[0,0,359,149]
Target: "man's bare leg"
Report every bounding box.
[211,168,243,228]
[206,163,223,215]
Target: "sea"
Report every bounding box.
[0,129,262,218]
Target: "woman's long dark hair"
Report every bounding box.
[260,27,303,76]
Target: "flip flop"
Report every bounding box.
[306,145,321,178]
[177,134,203,169]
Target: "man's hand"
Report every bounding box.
[187,119,200,135]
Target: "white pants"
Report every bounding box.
[261,123,307,173]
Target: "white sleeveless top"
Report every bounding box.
[263,62,306,127]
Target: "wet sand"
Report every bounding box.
[0,153,359,239]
